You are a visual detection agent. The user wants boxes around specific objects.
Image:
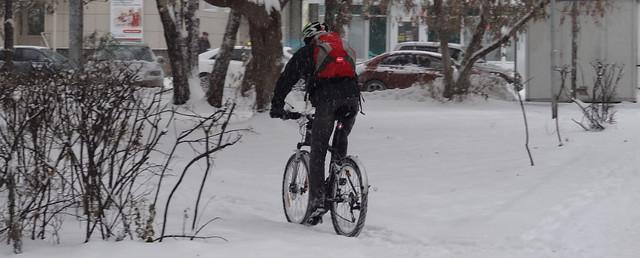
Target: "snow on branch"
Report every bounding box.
[249,0,282,14]
[469,0,550,64]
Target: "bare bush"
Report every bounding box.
[0,63,170,244]
[1,68,243,252]
[1,33,244,250]
[557,61,622,131]
[156,103,244,242]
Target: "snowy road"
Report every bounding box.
[9,89,640,258]
[204,93,640,257]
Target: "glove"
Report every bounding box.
[270,108,284,119]
[283,112,301,120]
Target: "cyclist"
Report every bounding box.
[270,22,361,225]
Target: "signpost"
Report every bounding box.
[110,0,143,41]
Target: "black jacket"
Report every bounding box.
[271,45,360,111]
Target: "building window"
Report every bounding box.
[398,22,418,43]
[427,28,460,44]
[27,3,45,36]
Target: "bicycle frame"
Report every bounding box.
[290,114,357,198]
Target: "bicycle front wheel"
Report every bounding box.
[330,156,368,237]
[282,151,312,224]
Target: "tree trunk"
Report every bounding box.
[69,0,83,67]
[455,4,489,97]
[241,11,283,111]
[203,0,288,110]
[324,0,352,35]
[570,2,579,99]
[325,0,338,30]
[207,9,241,108]
[3,0,14,70]
[185,0,200,73]
[156,0,190,105]
[433,0,455,99]
[7,167,22,254]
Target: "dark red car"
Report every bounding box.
[357,51,446,92]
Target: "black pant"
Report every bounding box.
[309,98,358,209]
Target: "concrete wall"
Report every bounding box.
[525,0,637,102]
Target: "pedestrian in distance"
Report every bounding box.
[198,32,211,54]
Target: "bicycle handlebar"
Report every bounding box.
[280,111,302,120]
[280,111,314,121]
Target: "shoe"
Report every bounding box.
[306,214,323,225]
[305,207,328,226]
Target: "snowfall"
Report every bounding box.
[3,79,640,258]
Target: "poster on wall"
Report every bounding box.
[110,0,143,41]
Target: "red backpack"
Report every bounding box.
[311,32,356,79]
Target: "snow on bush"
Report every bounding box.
[468,74,517,101]
[362,74,516,102]
[0,64,242,251]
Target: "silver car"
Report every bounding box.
[94,43,165,87]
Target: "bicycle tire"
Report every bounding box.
[282,151,313,224]
[329,156,368,237]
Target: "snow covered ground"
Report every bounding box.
[4,85,640,258]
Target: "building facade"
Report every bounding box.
[282,0,514,62]
[523,0,637,102]
[1,0,249,52]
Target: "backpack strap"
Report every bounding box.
[313,32,333,76]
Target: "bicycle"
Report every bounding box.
[280,111,369,237]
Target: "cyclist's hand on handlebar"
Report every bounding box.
[269,108,285,119]
[282,111,301,120]
[270,109,301,120]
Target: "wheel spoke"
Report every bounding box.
[333,206,356,223]
[329,160,368,236]
[283,153,311,224]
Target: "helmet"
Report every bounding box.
[302,21,329,42]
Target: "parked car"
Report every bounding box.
[93,43,165,87]
[394,41,515,83]
[395,41,465,61]
[0,45,77,74]
[198,46,293,85]
[357,50,450,92]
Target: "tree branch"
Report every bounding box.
[468,0,550,66]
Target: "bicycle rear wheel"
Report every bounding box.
[282,151,312,224]
[330,156,368,237]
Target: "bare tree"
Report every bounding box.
[2,0,14,71]
[206,9,242,108]
[397,0,610,100]
[204,0,289,112]
[416,0,551,99]
[0,0,34,17]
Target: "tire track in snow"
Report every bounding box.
[359,225,454,257]
[519,153,634,255]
